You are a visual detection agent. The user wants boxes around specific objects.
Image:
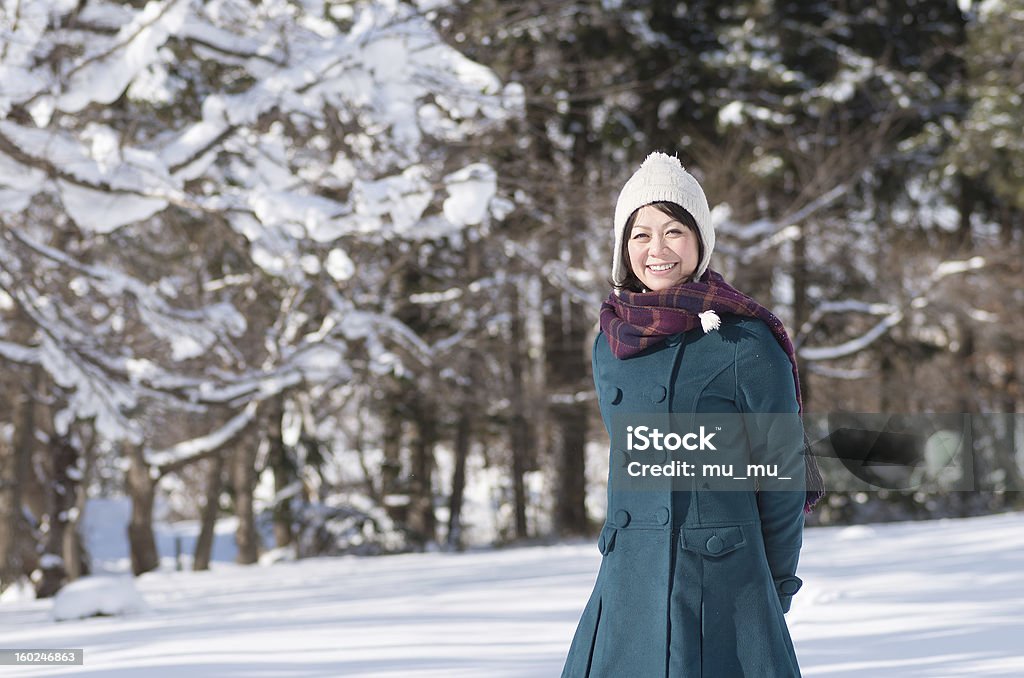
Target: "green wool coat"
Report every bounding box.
[562,316,805,677]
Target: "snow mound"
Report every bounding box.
[0,579,35,603]
[52,576,150,622]
[835,524,877,540]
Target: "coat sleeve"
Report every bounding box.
[735,321,806,614]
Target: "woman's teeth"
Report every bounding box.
[649,263,675,271]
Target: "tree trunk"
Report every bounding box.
[35,434,79,598]
[995,336,1023,502]
[955,316,981,518]
[1,368,38,593]
[549,80,591,537]
[380,405,405,525]
[792,223,811,406]
[879,346,896,413]
[407,399,437,548]
[508,280,530,540]
[0,440,21,593]
[956,173,974,251]
[446,398,471,551]
[552,401,589,535]
[266,394,295,549]
[65,428,95,582]
[446,226,481,551]
[126,444,159,575]
[194,453,226,571]
[232,441,260,565]
[62,515,89,581]
[544,270,590,537]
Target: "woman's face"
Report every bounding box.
[626,204,700,291]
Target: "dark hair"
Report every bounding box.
[612,201,705,293]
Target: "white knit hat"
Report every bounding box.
[612,152,714,285]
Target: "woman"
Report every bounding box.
[562,152,823,677]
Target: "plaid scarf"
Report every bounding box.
[599,269,825,513]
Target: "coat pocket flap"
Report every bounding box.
[598,525,618,556]
[680,526,745,557]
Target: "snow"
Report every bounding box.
[715,100,795,127]
[58,180,169,233]
[798,253,987,361]
[51,576,150,622]
[0,150,46,203]
[977,0,1007,19]
[77,1,136,30]
[79,497,241,571]
[933,256,986,280]
[3,510,1024,675]
[327,249,360,280]
[292,344,347,382]
[57,0,191,113]
[0,579,36,604]
[718,100,744,127]
[38,335,143,443]
[146,403,258,470]
[0,120,181,232]
[443,163,497,227]
[0,0,513,452]
[799,310,904,361]
[0,338,39,363]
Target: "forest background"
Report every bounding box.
[1,0,1022,600]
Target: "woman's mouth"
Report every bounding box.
[647,263,676,274]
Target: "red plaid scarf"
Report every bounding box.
[599,269,824,512]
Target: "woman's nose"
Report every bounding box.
[649,236,667,256]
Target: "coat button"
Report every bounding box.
[705,535,724,554]
[649,385,667,403]
[654,507,670,525]
[779,577,802,595]
[614,509,631,528]
[608,387,623,405]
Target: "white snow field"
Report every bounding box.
[2,510,1024,677]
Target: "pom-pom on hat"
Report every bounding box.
[612,152,714,285]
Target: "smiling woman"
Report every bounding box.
[561,152,824,678]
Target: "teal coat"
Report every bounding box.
[562,316,805,677]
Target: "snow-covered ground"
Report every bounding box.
[2,510,1024,677]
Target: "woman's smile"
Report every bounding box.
[647,262,677,273]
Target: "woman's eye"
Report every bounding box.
[632,233,649,240]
